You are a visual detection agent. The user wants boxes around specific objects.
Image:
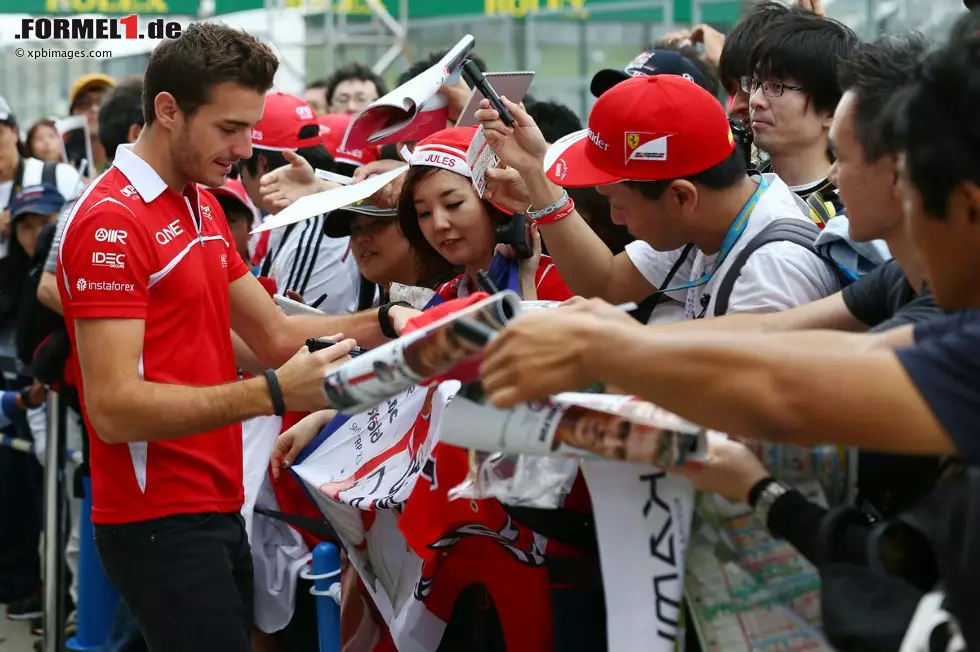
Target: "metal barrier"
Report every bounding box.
[42,390,68,652]
[303,542,342,652]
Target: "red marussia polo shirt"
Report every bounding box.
[57,145,252,525]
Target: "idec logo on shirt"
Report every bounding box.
[75,278,135,293]
[155,220,184,245]
[92,251,126,269]
[95,228,127,245]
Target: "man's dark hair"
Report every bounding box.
[243,124,336,178]
[896,20,980,220]
[837,33,929,162]
[524,100,581,145]
[143,22,277,126]
[324,62,387,107]
[397,51,488,87]
[99,76,144,161]
[625,150,746,200]
[718,1,792,93]
[749,12,858,115]
[306,79,327,89]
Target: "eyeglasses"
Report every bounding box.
[739,77,805,98]
[331,94,375,108]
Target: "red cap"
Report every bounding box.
[209,179,258,222]
[407,126,480,178]
[317,113,379,168]
[544,75,736,188]
[251,92,322,151]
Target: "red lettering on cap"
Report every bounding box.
[424,153,456,168]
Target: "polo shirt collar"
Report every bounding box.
[114,144,168,203]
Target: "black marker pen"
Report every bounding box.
[306,337,367,357]
[461,60,516,128]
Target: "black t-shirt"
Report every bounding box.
[896,310,980,465]
[843,260,939,330]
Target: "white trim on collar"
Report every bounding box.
[113,144,168,203]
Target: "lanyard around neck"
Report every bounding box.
[659,177,769,294]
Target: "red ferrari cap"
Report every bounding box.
[318,113,379,168]
[251,92,322,151]
[545,75,735,188]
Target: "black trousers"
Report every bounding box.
[95,512,254,652]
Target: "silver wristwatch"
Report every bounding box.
[753,480,790,527]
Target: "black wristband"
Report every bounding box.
[263,369,286,416]
[747,476,777,508]
[378,301,410,340]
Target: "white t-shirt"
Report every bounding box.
[2,157,83,259]
[625,174,840,319]
[266,213,361,315]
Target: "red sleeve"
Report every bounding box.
[203,192,251,283]
[534,256,573,302]
[59,201,154,320]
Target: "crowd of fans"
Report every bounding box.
[1,0,978,649]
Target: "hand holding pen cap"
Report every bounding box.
[306,337,367,357]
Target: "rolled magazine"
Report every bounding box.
[441,390,708,467]
[321,291,522,415]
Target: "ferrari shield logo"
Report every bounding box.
[627,133,640,150]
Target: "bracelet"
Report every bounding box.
[378,301,411,339]
[526,190,570,221]
[752,479,789,527]
[534,198,576,226]
[747,476,777,508]
[263,369,286,416]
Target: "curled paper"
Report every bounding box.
[321,291,522,415]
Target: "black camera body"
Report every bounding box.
[729,118,753,169]
[495,211,533,259]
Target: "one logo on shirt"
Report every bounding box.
[625,132,672,164]
[92,251,126,269]
[95,228,128,245]
[74,278,135,293]
[155,220,184,246]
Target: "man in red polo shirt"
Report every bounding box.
[56,23,416,652]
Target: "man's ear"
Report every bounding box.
[127,124,142,144]
[959,181,980,223]
[669,179,699,213]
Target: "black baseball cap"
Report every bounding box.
[323,201,398,238]
[591,49,709,98]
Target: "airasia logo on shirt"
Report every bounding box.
[155,220,184,245]
[92,251,126,269]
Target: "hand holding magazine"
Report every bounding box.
[341,34,475,150]
[321,291,522,415]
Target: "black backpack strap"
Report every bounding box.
[41,161,59,188]
[629,243,695,324]
[712,218,824,317]
[253,506,344,547]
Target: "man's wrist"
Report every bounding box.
[248,375,277,416]
[524,171,565,212]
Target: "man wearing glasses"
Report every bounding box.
[323,63,387,116]
[744,11,857,210]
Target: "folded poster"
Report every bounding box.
[342,35,476,149]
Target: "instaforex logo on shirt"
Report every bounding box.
[16,14,182,40]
